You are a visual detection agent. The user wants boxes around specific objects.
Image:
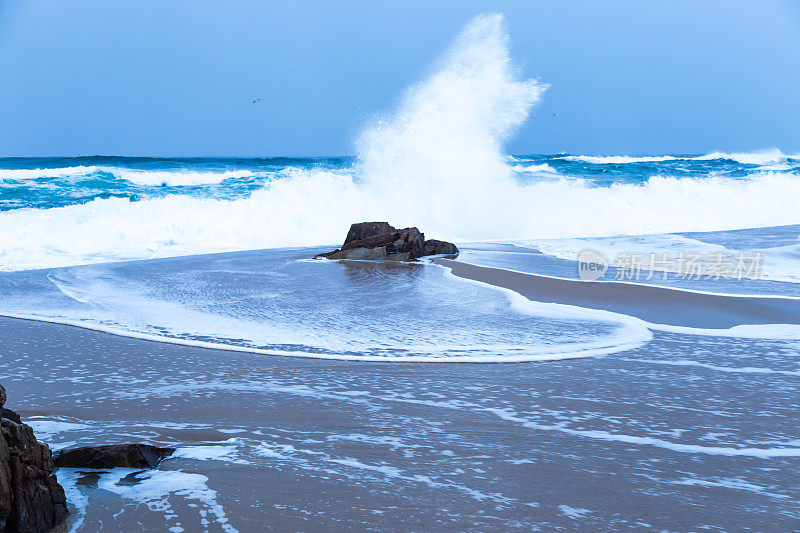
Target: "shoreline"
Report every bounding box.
[2,252,800,368]
[435,258,800,330]
[0,253,648,363]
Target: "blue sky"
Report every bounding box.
[0,0,798,157]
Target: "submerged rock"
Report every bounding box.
[53,444,175,469]
[0,384,68,533]
[316,222,458,261]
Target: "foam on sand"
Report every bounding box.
[435,257,800,337]
[484,407,800,458]
[58,468,237,533]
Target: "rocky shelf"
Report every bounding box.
[0,384,68,533]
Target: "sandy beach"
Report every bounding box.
[2,251,799,531]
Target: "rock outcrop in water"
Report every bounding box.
[423,239,459,256]
[315,222,458,261]
[0,384,68,533]
[53,444,175,469]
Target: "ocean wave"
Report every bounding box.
[510,163,557,173]
[559,148,800,166]
[560,155,679,164]
[694,148,791,166]
[110,168,261,186]
[3,170,800,271]
[0,166,102,181]
[0,165,261,186]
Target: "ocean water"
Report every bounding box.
[1,12,799,531]
[1,150,800,272]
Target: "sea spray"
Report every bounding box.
[356,13,546,236]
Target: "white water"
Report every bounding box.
[562,155,679,164]
[4,168,800,272]
[0,250,653,362]
[517,230,800,284]
[694,148,795,166]
[58,467,237,533]
[0,166,260,186]
[562,148,800,166]
[112,168,260,186]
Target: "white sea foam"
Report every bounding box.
[4,168,800,272]
[173,439,245,463]
[24,417,88,441]
[483,407,800,458]
[252,441,515,505]
[58,470,90,533]
[438,259,800,340]
[58,468,238,533]
[346,392,800,458]
[515,222,800,283]
[111,168,260,186]
[558,505,592,519]
[561,155,678,164]
[356,13,547,213]
[669,476,792,500]
[510,163,557,173]
[650,322,800,340]
[0,165,259,186]
[694,148,788,166]
[620,358,800,376]
[0,166,102,181]
[561,148,798,166]
[518,233,727,268]
[0,254,653,363]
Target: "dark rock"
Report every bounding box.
[0,410,20,426]
[312,249,339,259]
[340,231,396,252]
[53,444,175,469]
[393,227,426,259]
[424,239,459,256]
[322,246,392,261]
[343,222,396,245]
[0,384,68,533]
[316,222,456,262]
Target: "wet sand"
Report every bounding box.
[2,309,799,531]
[436,258,800,328]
